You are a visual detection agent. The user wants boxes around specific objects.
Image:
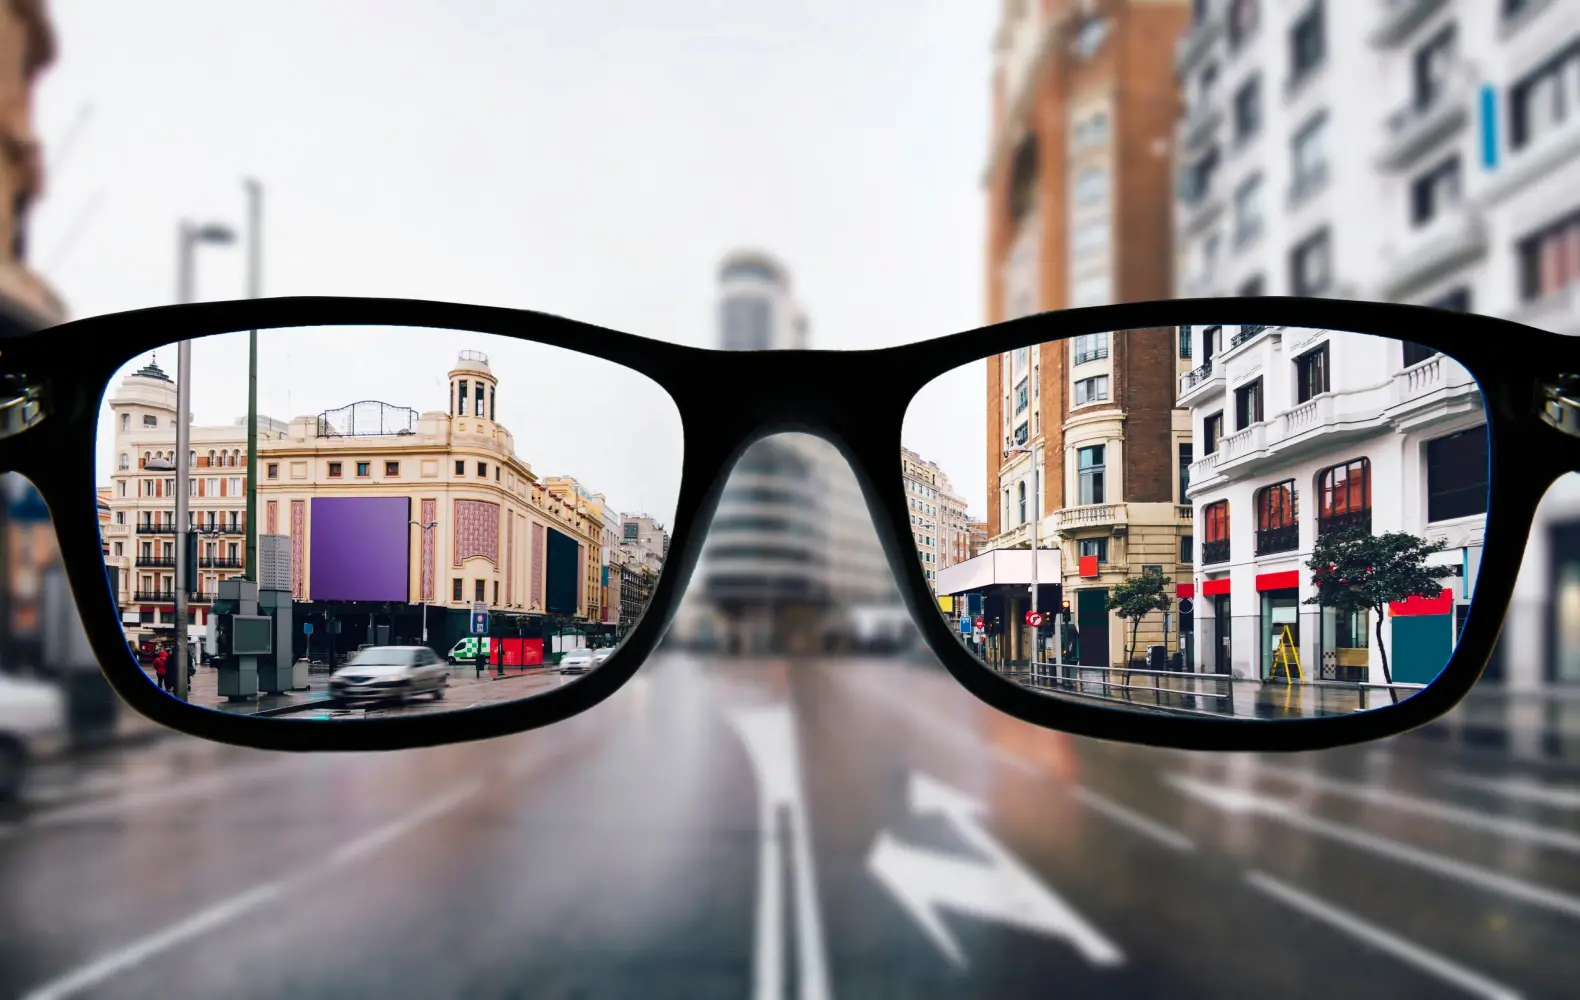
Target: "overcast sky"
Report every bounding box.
[42,1,993,517]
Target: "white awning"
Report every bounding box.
[936,548,1061,596]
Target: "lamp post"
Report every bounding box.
[243,180,262,587]
[173,220,238,702]
[409,519,438,643]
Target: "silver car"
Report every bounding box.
[329,646,449,705]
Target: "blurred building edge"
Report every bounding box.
[0,1,110,745]
[664,250,903,657]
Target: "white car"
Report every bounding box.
[559,648,596,675]
[592,647,614,666]
[0,673,68,802]
[329,646,449,705]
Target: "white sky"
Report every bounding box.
[40,1,993,517]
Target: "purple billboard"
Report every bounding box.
[309,496,412,602]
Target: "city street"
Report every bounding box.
[0,651,1571,998]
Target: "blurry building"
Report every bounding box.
[678,249,896,655]
[967,520,990,558]
[1171,0,1580,690]
[0,0,61,335]
[102,350,612,653]
[976,0,1193,670]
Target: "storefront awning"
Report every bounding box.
[937,548,1061,596]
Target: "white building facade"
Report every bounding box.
[1175,0,1580,691]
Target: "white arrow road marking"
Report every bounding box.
[1439,772,1580,810]
[727,705,831,1000]
[1167,774,1580,920]
[867,771,1124,971]
[1250,763,1580,854]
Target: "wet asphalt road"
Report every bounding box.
[0,652,1571,998]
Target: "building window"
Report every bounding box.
[1510,40,1580,152]
[477,462,487,477]
[1235,378,1264,429]
[475,579,486,602]
[1411,156,1461,228]
[453,578,463,601]
[1008,135,1038,222]
[1233,174,1263,245]
[1181,534,1194,563]
[356,462,371,477]
[1203,411,1225,455]
[1185,146,1221,205]
[1295,342,1330,401]
[1413,24,1457,111]
[386,461,399,476]
[1179,442,1193,501]
[455,460,465,475]
[1078,445,1106,505]
[1430,286,1472,312]
[1402,341,1439,368]
[1078,537,1108,564]
[1074,375,1109,405]
[1233,77,1261,144]
[120,413,129,432]
[1289,0,1325,86]
[1317,457,1371,536]
[493,580,500,605]
[1073,333,1109,365]
[1291,112,1328,198]
[266,463,278,480]
[1073,217,1110,258]
[1203,500,1230,564]
[1238,274,1266,297]
[457,380,468,415]
[143,414,158,427]
[1178,326,1193,359]
[1018,481,1027,525]
[1518,208,1580,302]
[327,462,342,478]
[1255,480,1299,555]
[1291,228,1332,296]
[1073,168,1109,206]
[1015,379,1029,415]
[1426,426,1489,522]
[475,384,485,417]
[489,387,496,421]
[1073,110,1110,150]
[1228,0,1259,51]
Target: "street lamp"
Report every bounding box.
[410,520,438,643]
[172,219,237,703]
[243,180,263,590]
[1004,443,1060,680]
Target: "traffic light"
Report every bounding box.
[1060,599,1073,624]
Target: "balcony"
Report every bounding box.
[135,556,176,569]
[1177,505,1194,521]
[1228,324,1271,350]
[1374,69,1472,171]
[1201,539,1230,566]
[1176,11,1223,77]
[135,523,174,535]
[200,556,244,569]
[1053,504,1127,532]
[200,523,245,535]
[1255,524,1299,556]
[1376,206,1488,300]
[1278,394,1334,441]
[1072,346,1110,366]
[1318,509,1372,538]
[1215,422,1268,464]
[1505,283,1580,337]
[1178,360,1224,407]
[132,590,175,602]
[1179,102,1224,155]
[1369,0,1450,48]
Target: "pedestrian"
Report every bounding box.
[154,647,169,691]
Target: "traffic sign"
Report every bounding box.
[974,617,985,629]
[302,622,313,635]
[1025,610,1045,628]
[958,617,971,635]
[470,611,488,635]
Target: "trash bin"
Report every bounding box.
[1169,651,1184,673]
[1147,645,1167,671]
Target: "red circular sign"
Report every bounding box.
[1026,611,1045,627]
[974,617,985,628]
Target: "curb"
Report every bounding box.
[249,698,342,718]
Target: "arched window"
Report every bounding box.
[1202,500,1230,564]
[1316,457,1371,537]
[1254,480,1298,555]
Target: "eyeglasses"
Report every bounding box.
[9,295,1562,753]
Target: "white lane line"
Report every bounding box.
[1439,772,1580,810]
[727,704,831,1000]
[1253,763,1580,855]
[1072,787,1196,853]
[20,778,487,1000]
[1169,775,1580,921]
[1246,871,1523,1000]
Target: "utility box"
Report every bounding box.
[256,588,297,692]
[214,578,260,699]
[1146,644,1167,671]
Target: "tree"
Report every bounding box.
[1304,525,1449,698]
[1107,573,1173,669]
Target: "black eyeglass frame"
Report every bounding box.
[4,295,1568,754]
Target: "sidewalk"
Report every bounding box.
[138,663,563,717]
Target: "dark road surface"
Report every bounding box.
[0,652,1568,998]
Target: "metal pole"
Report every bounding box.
[173,225,194,701]
[244,180,261,583]
[1028,457,1039,681]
